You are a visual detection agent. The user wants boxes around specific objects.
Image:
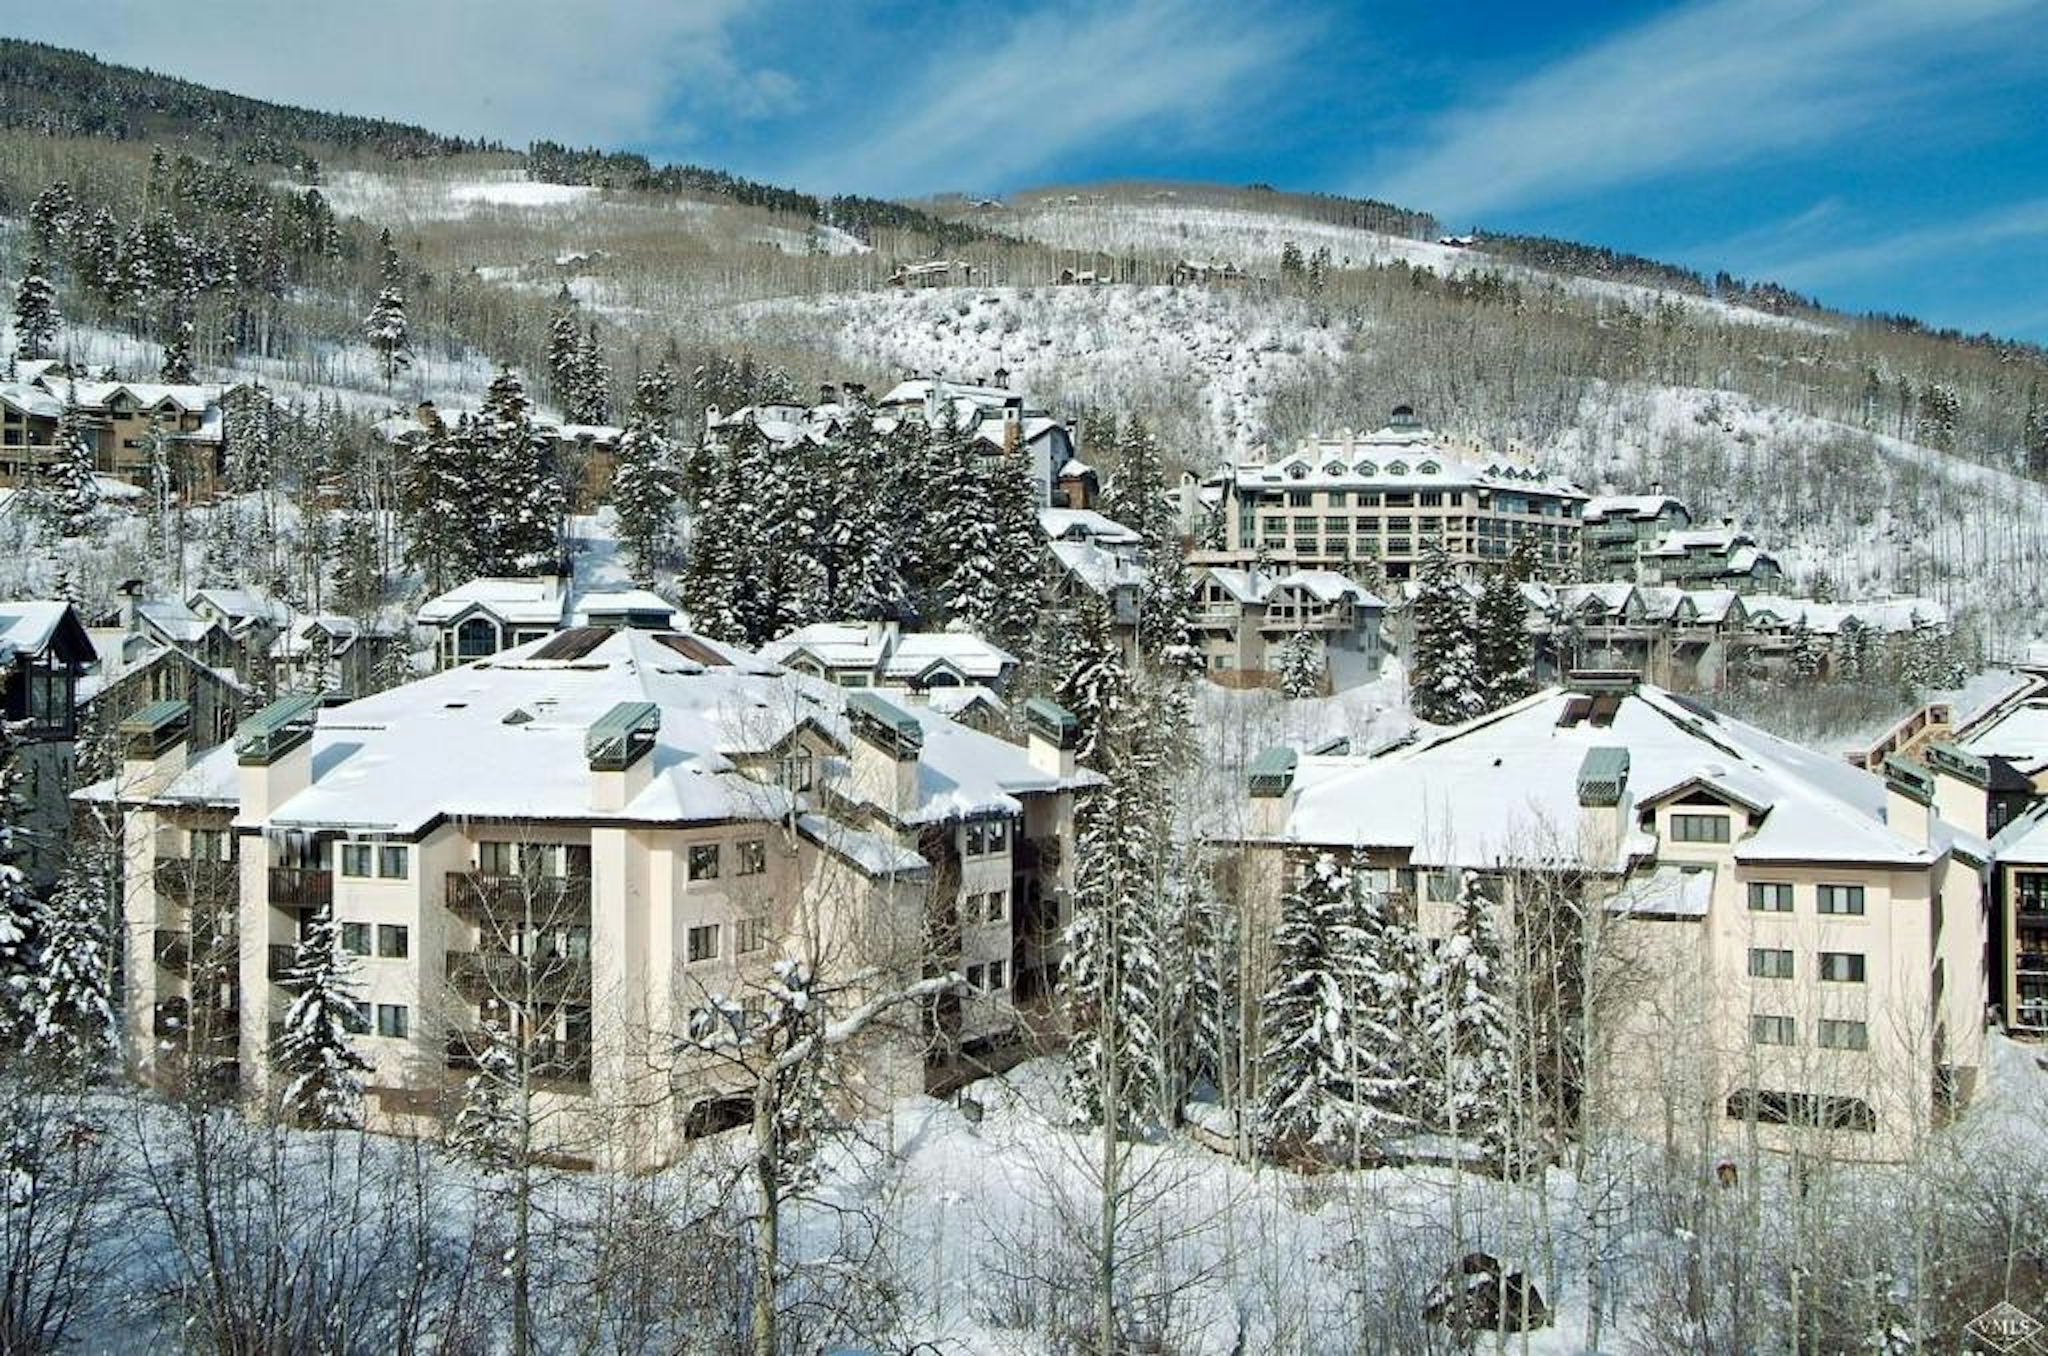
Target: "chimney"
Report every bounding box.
[1247,744,1298,837]
[1922,741,1990,837]
[587,700,660,812]
[846,691,922,818]
[1576,746,1631,861]
[1883,755,1935,848]
[1024,697,1079,778]
[819,383,837,405]
[119,698,192,799]
[117,578,145,630]
[234,693,322,819]
[993,366,1010,389]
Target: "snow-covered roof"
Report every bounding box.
[1202,567,1383,609]
[1556,583,1638,617]
[85,628,1092,836]
[1683,589,1741,624]
[759,623,1018,684]
[189,588,290,629]
[56,379,228,420]
[1958,700,2048,772]
[1269,683,1949,871]
[0,601,83,662]
[1644,526,1755,557]
[1607,863,1716,917]
[1050,539,1145,596]
[416,576,570,628]
[574,589,685,628]
[133,600,219,646]
[1582,494,1687,523]
[1227,426,1583,500]
[1038,507,1141,547]
[1741,595,1946,636]
[0,383,64,419]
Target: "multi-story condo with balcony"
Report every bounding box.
[1188,563,1384,686]
[89,625,1094,1169]
[1216,672,1988,1161]
[1,601,93,889]
[1580,493,1692,580]
[1203,406,1587,581]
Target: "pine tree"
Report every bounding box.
[1099,415,1172,555]
[43,399,100,541]
[27,182,76,257]
[570,322,610,424]
[1055,591,1128,769]
[1836,615,1873,684]
[448,1027,522,1172]
[272,911,372,1128]
[978,445,1047,644]
[470,369,564,576]
[158,320,194,383]
[546,288,584,414]
[1474,567,1532,710]
[1412,872,1512,1160]
[0,722,37,1053]
[362,228,410,390]
[1257,853,1409,1155]
[1409,540,1484,725]
[11,261,58,362]
[611,367,683,574]
[399,407,479,594]
[1278,626,1324,698]
[1788,618,1824,682]
[1138,546,1202,679]
[21,859,116,1067]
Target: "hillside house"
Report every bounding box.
[376,402,623,514]
[1581,493,1692,580]
[417,575,572,668]
[0,601,93,888]
[1216,673,1989,1162]
[88,628,1095,1169]
[1203,406,1587,581]
[1639,522,1783,593]
[78,628,249,781]
[760,621,1019,697]
[1191,565,1384,687]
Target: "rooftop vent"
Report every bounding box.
[1883,754,1936,807]
[1248,745,1298,798]
[1577,747,1630,807]
[119,699,190,758]
[847,690,924,760]
[1923,741,1987,789]
[234,693,322,766]
[1023,696,1079,751]
[586,700,660,771]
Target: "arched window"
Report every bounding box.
[1286,462,1307,480]
[1355,461,1377,476]
[1386,460,1409,476]
[1417,460,1440,475]
[1322,461,1346,477]
[456,617,499,660]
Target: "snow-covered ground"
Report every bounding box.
[730,283,1355,459]
[286,169,603,223]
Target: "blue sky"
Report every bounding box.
[15,0,2048,339]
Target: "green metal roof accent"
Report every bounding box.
[847,690,924,759]
[1023,696,1079,751]
[1923,741,1987,789]
[1248,745,1298,798]
[1308,735,1351,756]
[1883,754,1936,807]
[119,699,191,757]
[233,693,322,766]
[586,700,660,771]
[1577,746,1631,807]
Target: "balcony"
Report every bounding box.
[1014,836,1061,875]
[2016,952,2048,977]
[268,868,332,909]
[155,857,237,904]
[445,949,592,1001]
[268,943,306,984]
[154,928,191,972]
[445,1030,591,1084]
[445,872,592,925]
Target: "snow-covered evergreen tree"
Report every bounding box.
[1788,618,1824,682]
[26,182,75,257]
[546,287,584,414]
[1836,615,1874,684]
[1257,853,1410,1155]
[1138,546,1202,679]
[569,322,609,424]
[1055,591,1127,770]
[21,859,115,1067]
[11,262,58,362]
[1409,540,1484,725]
[0,722,35,1053]
[42,399,100,541]
[399,406,478,594]
[610,367,682,574]
[1412,872,1512,1159]
[1474,567,1533,710]
[469,369,564,577]
[977,446,1047,644]
[272,912,371,1129]
[1099,415,1172,556]
[158,321,194,383]
[1278,627,1324,698]
[361,228,410,390]
[448,1029,521,1172]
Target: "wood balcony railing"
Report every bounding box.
[155,857,238,903]
[445,871,592,924]
[445,949,592,1000]
[268,868,332,909]
[268,943,305,984]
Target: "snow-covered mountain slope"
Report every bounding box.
[729,283,1354,459]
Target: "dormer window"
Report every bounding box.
[1355,461,1377,476]
[1322,461,1345,477]
[1386,460,1409,476]
[1418,461,1440,475]
[1286,462,1307,480]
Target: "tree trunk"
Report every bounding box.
[751,1081,781,1356]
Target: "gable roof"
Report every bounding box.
[0,601,93,665]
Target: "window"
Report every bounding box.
[192,828,230,862]
[966,963,985,990]
[377,924,409,959]
[689,844,721,881]
[1726,1088,1875,1133]
[985,819,1008,854]
[1817,884,1865,916]
[1671,813,1731,844]
[776,750,815,794]
[455,617,498,660]
[479,841,515,876]
[1818,951,1866,983]
[1818,1019,1868,1051]
[378,845,409,879]
[344,1001,371,1034]
[687,924,721,964]
[986,889,1009,924]
[1748,947,1794,979]
[735,916,771,955]
[1748,882,1793,913]
[375,1004,409,1038]
[340,922,371,956]
[1327,491,1348,508]
[986,959,1006,991]
[736,839,767,876]
[1287,490,1312,507]
[965,822,987,855]
[1750,1014,1795,1046]
[340,843,373,878]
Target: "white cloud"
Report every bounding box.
[9,1,776,149]
[1736,197,2048,288]
[776,0,1307,196]
[1372,0,2046,222]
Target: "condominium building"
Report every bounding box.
[1580,494,1692,579]
[89,626,1093,1169]
[1189,564,1384,686]
[1219,673,1988,1161]
[1203,406,1587,581]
